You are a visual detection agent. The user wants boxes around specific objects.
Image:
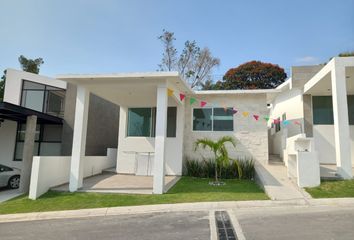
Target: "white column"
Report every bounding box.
[175,100,185,175]
[116,106,127,173]
[19,115,37,193]
[153,84,168,194]
[69,86,90,192]
[331,63,352,179]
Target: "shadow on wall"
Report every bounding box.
[61,83,119,156]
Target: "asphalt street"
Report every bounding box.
[1,205,354,240]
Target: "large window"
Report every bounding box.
[14,124,62,161]
[193,108,234,131]
[127,107,177,137]
[312,96,354,125]
[21,80,65,117]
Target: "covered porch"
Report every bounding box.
[304,57,354,179]
[57,72,192,194]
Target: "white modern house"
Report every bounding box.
[269,57,354,186]
[1,56,353,200]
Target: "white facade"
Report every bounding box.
[269,57,354,181]
[0,69,66,170]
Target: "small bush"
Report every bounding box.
[183,157,255,180]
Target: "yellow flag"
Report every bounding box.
[242,111,249,117]
[167,88,174,97]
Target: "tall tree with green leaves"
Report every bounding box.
[18,55,44,74]
[217,61,287,90]
[0,70,5,101]
[158,30,220,89]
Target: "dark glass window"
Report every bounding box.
[14,124,62,161]
[21,80,65,117]
[127,107,177,137]
[167,107,177,137]
[313,96,334,125]
[193,108,212,131]
[213,108,234,131]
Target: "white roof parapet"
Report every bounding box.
[195,89,281,95]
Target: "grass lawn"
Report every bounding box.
[0,177,268,214]
[306,179,354,198]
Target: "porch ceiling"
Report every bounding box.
[304,58,354,96]
[57,72,193,107]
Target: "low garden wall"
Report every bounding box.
[29,148,117,200]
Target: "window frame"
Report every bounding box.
[20,79,66,117]
[126,107,178,138]
[192,107,234,132]
[13,123,63,161]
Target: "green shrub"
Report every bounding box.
[183,157,255,180]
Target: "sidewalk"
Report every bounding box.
[255,162,310,201]
[1,198,354,223]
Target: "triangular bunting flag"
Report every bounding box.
[179,93,185,101]
[232,109,238,114]
[274,119,280,124]
[200,101,207,107]
[294,120,301,125]
[167,88,174,97]
[253,115,259,121]
[263,116,270,121]
[190,98,197,105]
[282,120,290,125]
[242,112,249,117]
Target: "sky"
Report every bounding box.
[1,0,353,79]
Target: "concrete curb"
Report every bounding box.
[1,198,354,223]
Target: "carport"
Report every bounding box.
[0,101,63,192]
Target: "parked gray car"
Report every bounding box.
[0,164,20,189]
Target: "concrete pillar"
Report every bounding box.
[19,115,37,193]
[116,106,127,174]
[331,64,352,179]
[153,84,168,194]
[69,86,90,192]
[175,100,185,175]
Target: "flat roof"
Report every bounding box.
[0,102,63,124]
[195,89,281,95]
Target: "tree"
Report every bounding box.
[194,136,236,184]
[0,70,5,101]
[18,55,44,74]
[158,30,220,89]
[219,61,287,90]
[338,51,354,57]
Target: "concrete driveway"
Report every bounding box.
[0,188,22,203]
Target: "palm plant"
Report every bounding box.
[194,136,236,183]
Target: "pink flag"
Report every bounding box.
[200,101,207,107]
[274,119,280,124]
[253,115,259,121]
[294,120,301,125]
[179,93,186,101]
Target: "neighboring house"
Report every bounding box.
[269,57,354,184]
[0,69,119,186]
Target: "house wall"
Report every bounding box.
[61,83,120,156]
[268,88,304,156]
[116,96,183,175]
[1,69,66,169]
[3,69,66,105]
[313,125,354,164]
[29,148,117,199]
[183,93,269,164]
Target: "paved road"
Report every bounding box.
[0,211,210,240]
[237,206,354,240]
[1,205,354,240]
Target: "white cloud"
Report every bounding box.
[295,56,320,65]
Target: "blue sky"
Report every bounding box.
[1,0,353,78]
